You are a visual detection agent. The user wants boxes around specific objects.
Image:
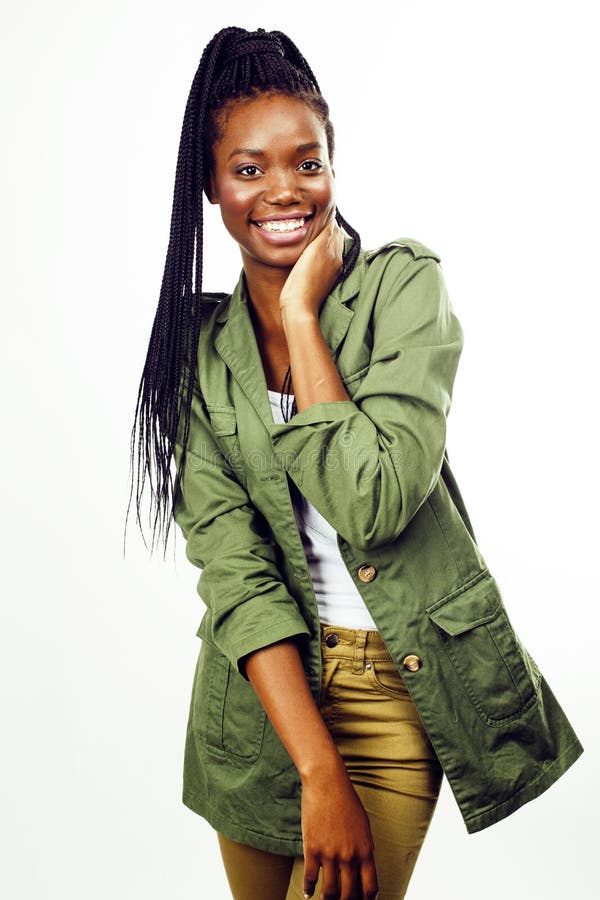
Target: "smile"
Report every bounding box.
[255,217,307,233]
[251,214,314,246]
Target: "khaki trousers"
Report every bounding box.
[218,625,443,899]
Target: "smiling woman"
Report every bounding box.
[128,25,583,900]
[207,94,337,271]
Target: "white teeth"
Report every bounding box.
[257,217,306,233]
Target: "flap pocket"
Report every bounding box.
[206,405,237,436]
[426,572,539,725]
[426,573,502,636]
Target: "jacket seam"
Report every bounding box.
[426,495,465,581]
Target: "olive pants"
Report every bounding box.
[218,625,443,900]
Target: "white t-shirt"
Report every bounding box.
[268,388,378,631]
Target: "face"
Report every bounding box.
[208,93,336,276]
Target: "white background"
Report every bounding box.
[1,1,598,897]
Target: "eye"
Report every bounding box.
[299,160,323,172]
[237,164,262,177]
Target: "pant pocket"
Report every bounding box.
[319,657,341,706]
[366,657,412,699]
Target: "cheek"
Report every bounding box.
[217,182,253,220]
[314,174,336,209]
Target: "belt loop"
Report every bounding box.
[352,631,367,674]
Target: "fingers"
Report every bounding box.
[360,858,379,900]
[339,862,360,899]
[303,853,320,898]
[320,860,341,899]
[330,212,345,251]
[324,203,337,227]
[319,205,341,240]
[319,210,344,262]
[315,210,339,244]
[303,858,378,900]
[305,206,342,257]
[328,209,343,240]
[332,219,344,252]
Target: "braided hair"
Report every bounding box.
[128,26,361,551]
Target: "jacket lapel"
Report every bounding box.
[214,243,365,430]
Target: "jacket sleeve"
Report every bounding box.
[173,375,310,676]
[268,253,464,551]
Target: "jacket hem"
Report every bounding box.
[463,735,584,834]
[182,789,305,856]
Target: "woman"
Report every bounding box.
[129,26,583,900]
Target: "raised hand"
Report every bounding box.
[279,213,345,319]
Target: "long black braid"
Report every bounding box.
[127,27,361,551]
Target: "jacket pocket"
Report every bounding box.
[205,405,237,436]
[190,637,266,762]
[205,405,243,471]
[426,572,542,726]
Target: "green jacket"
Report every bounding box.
[173,238,583,855]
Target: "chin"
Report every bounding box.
[245,242,306,270]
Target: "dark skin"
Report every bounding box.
[208,93,378,900]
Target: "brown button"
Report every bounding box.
[402,654,422,672]
[357,564,377,583]
[325,633,339,648]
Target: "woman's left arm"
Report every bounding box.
[272,236,464,551]
[280,218,351,408]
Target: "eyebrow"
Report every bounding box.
[227,142,323,161]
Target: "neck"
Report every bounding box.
[242,257,291,337]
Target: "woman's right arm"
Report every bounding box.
[244,640,378,900]
[173,372,377,899]
[173,372,311,674]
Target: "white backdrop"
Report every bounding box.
[1,1,597,897]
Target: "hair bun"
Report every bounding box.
[226,29,285,64]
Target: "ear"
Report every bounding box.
[205,174,219,205]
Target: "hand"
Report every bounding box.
[243,641,376,897]
[301,758,379,900]
[279,212,345,319]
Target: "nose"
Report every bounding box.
[263,168,302,205]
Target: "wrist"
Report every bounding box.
[298,743,347,784]
[279,303,319,327]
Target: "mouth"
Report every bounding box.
[252,214,313,232]
[251,213,314,244]
[256,217,306,233]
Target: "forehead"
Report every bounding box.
[213,93,326,154]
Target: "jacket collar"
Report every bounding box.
[214,237,365,431]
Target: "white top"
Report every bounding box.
[268,388,378,631]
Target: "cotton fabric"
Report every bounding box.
[218,625,442,900]
[267,387,378,630]
[174,237,583,854]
